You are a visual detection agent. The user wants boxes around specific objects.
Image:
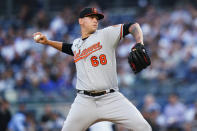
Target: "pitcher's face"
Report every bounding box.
[79,15,99,34]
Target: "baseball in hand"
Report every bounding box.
[34,34,41,41]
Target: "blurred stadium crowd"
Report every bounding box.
[0,0,197,130]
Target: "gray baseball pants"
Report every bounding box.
[61,91,152,131]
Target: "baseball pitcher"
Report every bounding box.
[33,7,152,131]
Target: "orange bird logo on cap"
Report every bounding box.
[92,8,97,13]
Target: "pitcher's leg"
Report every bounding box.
[116,98,152,131]
[98,92,152,131]
[61,95,97,131]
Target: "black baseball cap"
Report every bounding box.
[79,8,104,20]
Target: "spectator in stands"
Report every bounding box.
[40,104,54,130]
[8,103,35,131]
[164,93,186,131]
[0,97,12,131]
[142,94,161,113]
[50,111,65,131]
[191,113,197,131]
[142,94,161,131]
[185,101,197,123]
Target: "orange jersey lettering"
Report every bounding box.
[74,42,102,63]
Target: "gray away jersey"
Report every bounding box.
[72,24,123,91]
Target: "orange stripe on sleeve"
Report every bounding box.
[120,24,123,40]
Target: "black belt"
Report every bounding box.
[77,89,115,97]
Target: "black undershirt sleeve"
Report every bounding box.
[62,42,74,56]
[123,23,134,37]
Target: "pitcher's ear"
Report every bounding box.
[79,18,83,25]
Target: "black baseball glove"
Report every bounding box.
[128,43,151,74]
